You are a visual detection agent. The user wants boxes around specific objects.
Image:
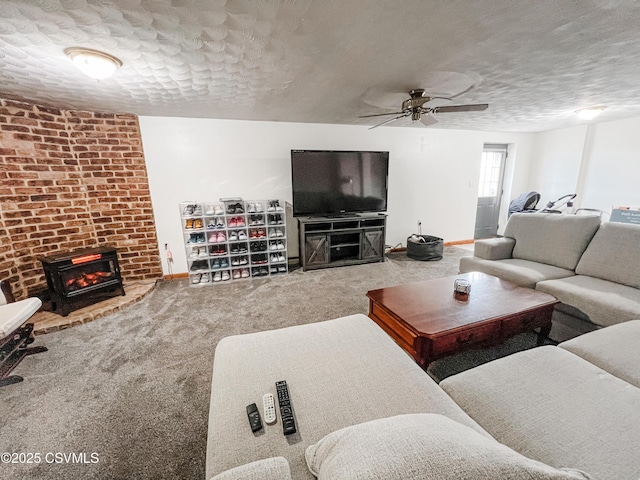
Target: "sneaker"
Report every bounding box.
[241,268,250,278]
[277,229,284,238]
[193,219,203,229]
[233,269,241,279]
[205,205,215,215]
[198,247,208,258]
[221,271,230,281]
[213,271,222,282]
[236,217,246,227]
[183,204,195,215]
[255,202,263,212]
[248,203,256,213]
[270,241,277,251]
[267,201,276,212]
[235,202,244,213]
[185,219,194,229]
[232,257,240,266]
[229,231,238,241]
[217,232,226,243]
[239,256,248,265]
[220,258,229,268]
[212,258,220,269]
[277,241,285,250]
[208,232,218,243]
[260,267,268,276]
[278,253,285,262]
[216,217,225,228]
[214,205,224,215]
[227,204,236,214]
[238,231,247,241]
[200,273,210,283]
[278,265,287,273]
[193,205,202,216]
[191,273,201,284]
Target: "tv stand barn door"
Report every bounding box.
[298,215,386,271]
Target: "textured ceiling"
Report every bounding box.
[1,0,640,132]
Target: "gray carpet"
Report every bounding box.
[0,247,544,479]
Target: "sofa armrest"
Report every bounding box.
[473,237,515,260]
[210,457,292,480]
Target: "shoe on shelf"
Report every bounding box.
[277,229,285,238]
[235,202,245,213]
[278,253,285,262]
[214,205,224,215]
[183,204,195,216]
[248,203,256,213]
[233,269,241,279]
[267,201,275,212]
[193,219,203,229]
[216,217,225,228]
[220,258,229,268]
[217,232,226,243]
[255,202,263,213]
[238,231,247,240]
[239,256,248,265]
[200,273,210,283]
[185,219,194,229]
[205,205,215,215]
[212,259,220,269]
[229,231,238,241]
[198,247,208,258]
[193,205,202,216]
[191,273,201,284]
[227,204,236,214]
[221,271,230,281]
[198,233,206,243]
[236,217,246,227]
[241,268,250,278]
[260,267,268,276]
[213,271,222,282]
[208,233,217,243]
[278,265,287,272]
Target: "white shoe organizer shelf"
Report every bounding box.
[180,198,287,286]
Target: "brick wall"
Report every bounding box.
[0,98,163,301]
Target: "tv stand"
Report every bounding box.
[298,214,386,271]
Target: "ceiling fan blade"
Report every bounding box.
[419,114,438,127]
[359,111,406,118]
[369,113,410,129]
[432,104,489,113]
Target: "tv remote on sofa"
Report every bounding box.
[275,380,297,435]
[246,403,263,432]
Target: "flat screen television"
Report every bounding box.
[291,150,389,217]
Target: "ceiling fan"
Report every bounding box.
[360,88,488,129]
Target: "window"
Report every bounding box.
[478,145,507,197]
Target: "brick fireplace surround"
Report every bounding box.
[0,97,163,306]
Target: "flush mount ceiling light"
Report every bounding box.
[64,47,122,80]
[576,106,606,120]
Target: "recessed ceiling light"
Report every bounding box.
[576,106,606,120]
[64,47,122,80]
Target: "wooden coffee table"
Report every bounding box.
[366,272,559,368]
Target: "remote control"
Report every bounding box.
[246,403,263,432]
[275,380,297,435]
[263,393,277,424]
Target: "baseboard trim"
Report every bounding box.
[444,239,474,246]
[164,272,189,280]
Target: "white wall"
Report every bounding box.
[139,116,534,275]
[528,125,588,206]
[529,117,640,216]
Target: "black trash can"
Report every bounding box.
[406,235,443,261]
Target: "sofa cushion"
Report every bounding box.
[503,213,600,270]
[210,457,292,480]
[560,320,640,388]
[305,413,591,480]
[575,221,640,288]
[440,346,640,480]
[206,314,487,480]
[459,257,575,288]
[536,275,640,327]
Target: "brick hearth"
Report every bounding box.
[31,279,157,334]
[0,97,163,302]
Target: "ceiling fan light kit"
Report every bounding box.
[361,88,488,129]
[65,47,122,80]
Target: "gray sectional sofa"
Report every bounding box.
[459,213,640,340]
[206,314,640,480]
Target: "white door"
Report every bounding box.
[474,144,507,239]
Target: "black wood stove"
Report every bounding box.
[40,246,125,316]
